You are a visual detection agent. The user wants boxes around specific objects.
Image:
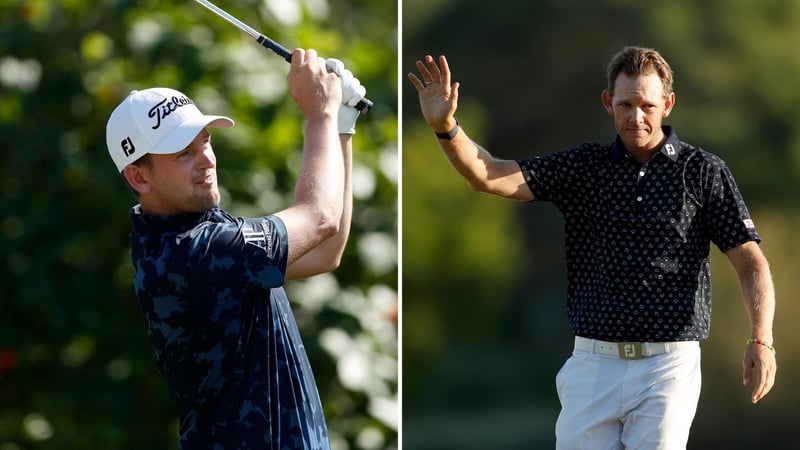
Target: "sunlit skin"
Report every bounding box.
[601,71,675,164]
[125,129,220,215]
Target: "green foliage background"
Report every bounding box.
[0,0,397,448]
[403,0,800,448]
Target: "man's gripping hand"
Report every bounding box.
[326,58,366,134]
[288,49,341,119]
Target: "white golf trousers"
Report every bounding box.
[555,340,701,450]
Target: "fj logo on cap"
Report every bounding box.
[121,136,136,157]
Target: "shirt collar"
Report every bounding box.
[130,205,230,234]
[612,126,681,162]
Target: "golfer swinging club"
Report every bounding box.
[409,46,776,449]
[106,48,365,449]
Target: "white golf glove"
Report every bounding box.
[326,58,366,134]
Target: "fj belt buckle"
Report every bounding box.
[618,342,645,360]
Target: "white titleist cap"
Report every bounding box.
[106,87,234,172]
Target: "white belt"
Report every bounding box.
[574,336,697,360]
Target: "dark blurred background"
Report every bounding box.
[402,0,799,448]
[0,0,397,448]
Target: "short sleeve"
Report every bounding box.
[701,157,760,252]
[517,143,601,208]
[177,215,289,290]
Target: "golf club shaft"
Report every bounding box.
[194,0,373,113]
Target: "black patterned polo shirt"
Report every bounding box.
[517,126,760,342]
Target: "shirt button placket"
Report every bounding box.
[634,168,646,210]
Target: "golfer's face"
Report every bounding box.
[147,129,220,213]
[607,72,674,153]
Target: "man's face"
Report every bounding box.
[142,129,220,214]
[602,71,675,153]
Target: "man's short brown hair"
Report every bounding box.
[606,46,674,99]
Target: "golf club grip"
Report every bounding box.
[256,35,292,62]
[256,35,373,114]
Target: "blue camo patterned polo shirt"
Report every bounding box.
[517,127,760,342]
[129,206,330,449]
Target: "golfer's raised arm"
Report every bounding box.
[275,49,345,266]
[409,54,533,201]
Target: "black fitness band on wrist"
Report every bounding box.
[435,118,460,140]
